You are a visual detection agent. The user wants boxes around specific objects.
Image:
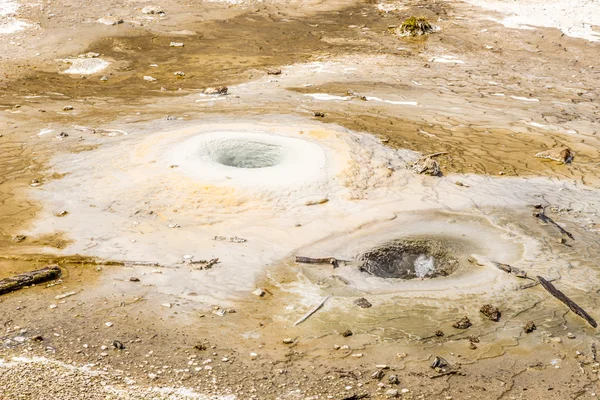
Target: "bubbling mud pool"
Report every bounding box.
[359,237,462,279]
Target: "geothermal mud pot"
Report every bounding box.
[1,0,600,399]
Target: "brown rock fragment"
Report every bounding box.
[453,316,472,329]
[524,321,536,333]
[480,304,501,321]
[534,147,573,164]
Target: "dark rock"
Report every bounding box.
[341,330,353,337]
[524,321,536,333]
[480,304,501,321]
[453,316,472,329]
[354,298,372,308]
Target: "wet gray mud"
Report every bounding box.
[1,0,600,399]
[358,237,462,279]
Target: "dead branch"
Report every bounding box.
[293,295,332,326]
[492,261,531,279]
[518,277,557,290]
[295,256,339,268]
[536,276,597,328]
[533,211,574,240]
[424,151,448,158]
[430,370,463,379]
[0,266,62,295]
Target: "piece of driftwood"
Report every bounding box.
[492,261,530,279]
[533,211,574,240]
[518,277,557,290]
[295,256,339,268]
[537,276,597,328]
[293,295,332,326]
[0,266,61,295]
[430,370,463,379]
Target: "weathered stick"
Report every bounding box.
[536,276,597,328]
[295,256,339,268]
[424,151,448,159]
[533,211,574,240]
[293,295,332,326]
[0,266,62,295]
[430,370,463,379]
[492,261,531,279]
[518,277,557,290]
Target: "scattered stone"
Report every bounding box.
[203,86,228,95]
[170,42,184,47]
[385,389,399,398]
[31,335,43,341]
[454,181,469,187]
[148,373,158,380]
[550,336,562,343]
[347,89,367,101]
[12,235,26,243]
[567,332,576,339]
[105,322,114,327]
[480,304,501,321]
[351,353,363,358]
[468,342,477,350]
[100,76,109,81]
[468,335,480,343]
[142,6,164,15]
[341,330,353,337]
[97,17,124,26]
[388,375,399,385]
[249,352,258,358]
[30,179,42,187]
[534,147,573,164]
[252,288,266,297]
[354,298,372,308]
[313,111,325,117]
[173,71,185,77]
[282,338,294,344]
[395,16,436,36]
[63,105,73,111]
[430,356,449,369]
[267,67,282,75]
[412,156,440,176]
[371,369,385,380]
[453,316,472,329]
[49,304,57,309]
[54,210,68,217]
[129,277,140,282]
[161,303,172,308]
[143,76,157,82]
[435,330,444,337]
[194,343,207,351]
[524,321,536,333]
[113,340,125,350]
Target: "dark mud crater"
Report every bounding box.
[358,237,462,279]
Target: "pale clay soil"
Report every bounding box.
[1,0,600,399]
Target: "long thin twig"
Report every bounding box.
[294,295,332,326]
